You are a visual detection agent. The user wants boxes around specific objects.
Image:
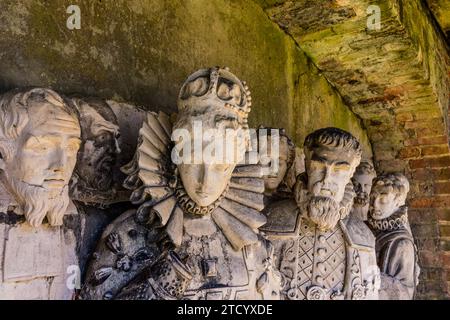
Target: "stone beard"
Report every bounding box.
[6,176,70,226]
[354,192,368,206]
[307,193,341,232]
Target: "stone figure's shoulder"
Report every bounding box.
[341,215,376,249]
[260,199,300,238]
[376,228,414,251]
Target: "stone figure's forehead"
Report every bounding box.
[371,183,394,194]
[27,102,80,137]
[177,105,240,127]
[266,136,289,160]
[353,172,375,184]
[81,103,119,135]
[310,145,357,164]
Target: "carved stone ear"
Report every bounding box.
[393,192,406,208]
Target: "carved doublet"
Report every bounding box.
[280,216,346,300]
[263,199,380,300]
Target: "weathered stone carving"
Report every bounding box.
[351,160,376,221]
[0,87,81,299]
[80,67,282,300]
[69,97,127,206]
[262,127,380,300]
[0,88,81,226]
[258,127,296,204]
[368,173,420,300]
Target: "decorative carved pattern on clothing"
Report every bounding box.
[282,217,346,300]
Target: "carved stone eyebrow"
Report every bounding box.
[311,154,327,162]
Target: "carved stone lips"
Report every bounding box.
[195,191,209,198]
[43,178,66,188]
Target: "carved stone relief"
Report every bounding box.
[69,97,122,206]
[262,127,380,300]
[258,127,296,204]
[0,88,81,299]
[0,71,422,301]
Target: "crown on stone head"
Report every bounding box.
[177,67,252,127]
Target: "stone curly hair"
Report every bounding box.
[371,173,410,199]
[0,88,76,160]
[303,127,362,161]
[353,160,376,177]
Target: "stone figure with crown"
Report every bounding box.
[261,128,380,300]
[79,67,282,300]
[367,173,420,300]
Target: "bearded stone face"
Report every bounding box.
[303,145,359,231]
[1,97,81,227]
[74,101,120,192]
[352,172,375,207]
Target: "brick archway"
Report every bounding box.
[254,0,450,299]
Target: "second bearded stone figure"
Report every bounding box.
[262,128,381,300]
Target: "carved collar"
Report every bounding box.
[174,181,229,216]
[368,206,409,232]
[121,111,267,251]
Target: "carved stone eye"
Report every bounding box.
[217,78,242,106]
[181,76,209,99]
